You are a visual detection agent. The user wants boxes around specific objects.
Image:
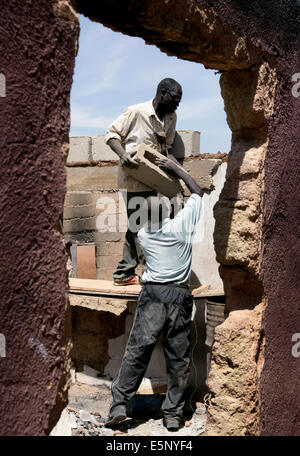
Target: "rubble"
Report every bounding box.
[65,381,206,437]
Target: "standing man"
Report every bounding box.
[105,158,206,431]
[105,78,182,286]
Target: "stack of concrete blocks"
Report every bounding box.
[64,130,201,281]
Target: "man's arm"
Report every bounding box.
[156,158,204,197]
[107,138,138,169]
[166,151,181,166]
[105,108,138,168]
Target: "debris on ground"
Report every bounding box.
[66,381,206,437]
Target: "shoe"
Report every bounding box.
[104,405,127,428]
[113,275,140,286]
[163,417,181,431]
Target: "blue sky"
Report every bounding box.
[70,14,231,154]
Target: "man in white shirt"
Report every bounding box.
[105,158,206,431]
[105,78,182,285]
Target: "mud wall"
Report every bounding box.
[0,1,78,435]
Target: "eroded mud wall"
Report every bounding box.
[0,0,78,435]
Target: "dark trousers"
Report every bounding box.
[113,191,155,282]
[110,282,193,419]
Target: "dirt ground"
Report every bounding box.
[67,382,207,437]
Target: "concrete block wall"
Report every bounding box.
[64,130,225,285]
[67,130,200,163]
[64,164,226,287]
[64,190,145,281]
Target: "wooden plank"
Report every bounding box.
[69,278,224,299]
[69,278,141,296]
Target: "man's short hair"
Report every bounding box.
[146,196,171,223]
[156,78,181,95]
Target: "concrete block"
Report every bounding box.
[64,192,94,207]
[96,254,119,269]
[63,217,96,233]
[92,135,118,161]
[95,242,108,256]
[63,205,95,220]
[64,231,95,244]
[66,166,118,191]
[96,267,115,281]
[68,136,91,163]
[172,130,200,159]
[106,242,124,255]
[95,231,121,243]
[124,144,184,198]
[183,158,221,191]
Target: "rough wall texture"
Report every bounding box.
[0,1,78,435]
[75,0,300,435]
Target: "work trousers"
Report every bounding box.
[110,282,193,419]
[113,191,155,282]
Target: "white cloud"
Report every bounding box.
[71,104,114,130]
[77,57,125,97]
[178,95,223,121]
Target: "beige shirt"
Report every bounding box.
[104,99,177,192]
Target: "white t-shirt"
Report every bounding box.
[137,194,202,285]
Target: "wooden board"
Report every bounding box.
[69,278,224,299]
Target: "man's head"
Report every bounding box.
[154,78,182,114]
[145,195,171,229]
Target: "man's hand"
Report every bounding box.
[156,157,204,197]
[155,158,180,176]
[120,151,139,168]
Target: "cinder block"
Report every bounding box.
[96,267,115,281]
[64,192,93,207]
[66,166,118,191]
[63,217,96,233]
[96,255,119,268]
[95,232,121,243]
[183,158,221,191]
[68,136,91,163]
[124,144,184,198]
[95,242,108,256]
[63,205,95,220]
[92,135,118,161]
[64,232,95,244]
[106,241,124,255]
[172,130,200,159]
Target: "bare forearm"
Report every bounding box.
[167,151,181,166]
[107,138,126,159]
[173,166,204,197]
[107,138,138,168]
